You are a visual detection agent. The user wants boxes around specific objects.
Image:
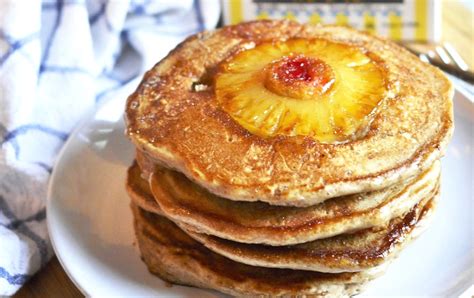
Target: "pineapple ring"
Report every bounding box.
[215,38,388,143]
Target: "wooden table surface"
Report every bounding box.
[13,2,473,298]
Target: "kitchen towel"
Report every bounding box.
[0,0,219,295]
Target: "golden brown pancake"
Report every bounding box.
[125,20,452,296]
[135,149,156,179]
[126,163,436,273]
[128,166,439,273]
[131,203,385,297]
[125,20,453,207]
[147,160,440,245]
[125,161,162,215]
[182,190,437,273]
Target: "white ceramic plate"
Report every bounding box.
[47,85,474,297]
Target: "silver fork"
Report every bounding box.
[403,42,474,85]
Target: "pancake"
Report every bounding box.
[126,161,162,215]
[126,163,437,273]
[131,203,385,297]
[183,190,437,273]
[135,149,156,179]
[147,160,440,245]
[125,20,453,207]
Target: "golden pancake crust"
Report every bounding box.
[125,20,453,206]
[125,161,163,215]
[147,160,440,245]
[126,162,436,273]
[131,203,380,297]
[183,191,437,273]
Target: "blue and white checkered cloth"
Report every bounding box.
[0,0,219,295]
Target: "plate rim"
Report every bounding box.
[45,92,134,296]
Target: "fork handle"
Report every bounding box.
[427,58,474,84]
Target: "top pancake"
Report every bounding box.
[125,20,453,206]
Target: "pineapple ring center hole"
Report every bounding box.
[265,55,335,100]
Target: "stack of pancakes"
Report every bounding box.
[124,21,453,296]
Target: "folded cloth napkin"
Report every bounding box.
[0,0,219,295]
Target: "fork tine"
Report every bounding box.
[427,50,436,59]
[419,54,430,63]
[435,46,452,65]
[401,41,474,84]
[443,42,469,71]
